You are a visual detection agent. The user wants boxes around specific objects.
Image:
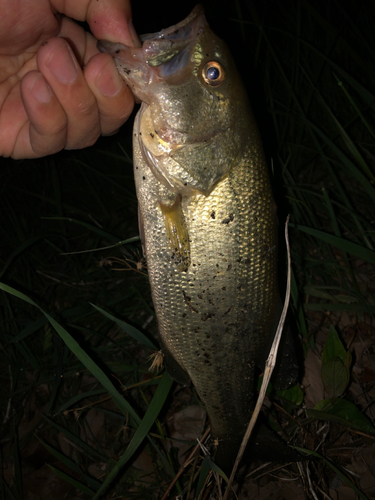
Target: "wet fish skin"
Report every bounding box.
[99,6,283,469]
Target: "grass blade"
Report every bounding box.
[293,447,369,500]
[92,371,173,499]
[46,465,95,496]
[293,225,375,264]
[90,303,157,350]
[0,282,141,423]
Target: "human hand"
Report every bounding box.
[0,0,139,159]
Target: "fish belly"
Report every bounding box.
[133,112,280,458]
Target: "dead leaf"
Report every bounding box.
[168,405,206,463]
[302,350,325,408]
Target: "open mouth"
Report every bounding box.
[98,6,207,102]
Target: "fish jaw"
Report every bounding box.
[98,6,246,197]
[98,6,208,104]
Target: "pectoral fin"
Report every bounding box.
[159,195,190,272]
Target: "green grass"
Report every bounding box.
[1,0,375,498]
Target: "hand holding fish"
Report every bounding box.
[0,0,139,159]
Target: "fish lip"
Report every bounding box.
[98,5,207,94]
[140,5,205,43]
[98,6,217,148]
[139,5,207,67]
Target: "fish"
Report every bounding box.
[99,5,298,472]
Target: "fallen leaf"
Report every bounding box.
[302,350,325,408]
[168,405,206,463]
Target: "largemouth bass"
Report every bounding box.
[99,6,296,471]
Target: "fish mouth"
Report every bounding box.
[139,5,207,74]
[98,5,207,99]
[98,5,211,146]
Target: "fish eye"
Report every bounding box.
[202,61,226,87]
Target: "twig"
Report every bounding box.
[306,461,319,500]
[314,483,335,500]
[223,215,292,500]
[161,427,211,500]
[246,461,294,481]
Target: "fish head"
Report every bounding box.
[99,6,248,196]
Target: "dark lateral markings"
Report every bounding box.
[182,290,198,313]
[221,213,234,224]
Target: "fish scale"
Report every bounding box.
[133,105,279,459]
[99,5,292,471]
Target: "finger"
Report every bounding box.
[37,36,101,150]
[87,0,140,47]
[18,70,68,158]
[56,14,136,138]
[53,18,134,138]
[84,51,134,136]
[51,0,138,46]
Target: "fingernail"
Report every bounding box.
[96,64,123,97]
[47,43,78,83]
[30,73,52,103]
[128,19,141,47]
